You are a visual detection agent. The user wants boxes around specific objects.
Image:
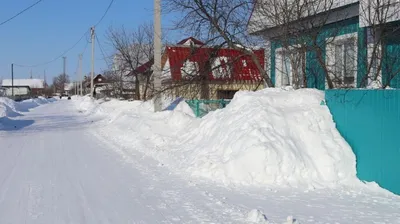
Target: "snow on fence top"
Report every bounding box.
[2,79,44,89]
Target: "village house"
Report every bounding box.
[131,37,266,100]
[83,74,109,97]
[1,79,45,99]
[248,0,400,89]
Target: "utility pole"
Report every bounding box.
[153,0,162,112]
[44,70,47,96]
[30,69,33,79]
[63,56,67,95]
[11,63,14,97]
[79,54,83,96]
[90,27,95,98]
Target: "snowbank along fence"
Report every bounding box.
[325,89,400,195]
[186,99,231,117]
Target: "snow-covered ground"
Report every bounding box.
[0,92,399,223]
[0,97,55,129]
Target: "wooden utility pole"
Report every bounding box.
[63,56,67,95]
[11,63,14,97]
[90,27,95,98]
[79,54,83,96]
[153,0,162,112]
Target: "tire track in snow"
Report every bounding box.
[0,138,25,206]
[26,182,44,220]
[90,129,248,224]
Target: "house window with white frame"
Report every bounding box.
[212,56,232,79]
[181,60,199,78]
[326,33,357,88]
[275,47,306,88]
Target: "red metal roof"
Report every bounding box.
[132,59,154,75]
[129,37,265,82]
[165,46,264,81]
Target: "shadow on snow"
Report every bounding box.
[0,117,35,131]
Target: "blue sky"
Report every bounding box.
[0,0,181,84]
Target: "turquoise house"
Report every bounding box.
[248,0,400,89]
[248,1,400,194]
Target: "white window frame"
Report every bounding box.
[212,56,232,79]
[367,42,383,87]
[326,33,358,89]
[181,60,199,78]
[275,45,306,88]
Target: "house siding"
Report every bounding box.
[270,17,371,89]
[382,21,400,88]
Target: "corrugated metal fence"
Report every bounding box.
[325,90,400,194]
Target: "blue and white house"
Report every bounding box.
[248,0,400,89]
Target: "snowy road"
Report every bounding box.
[0,99,399,224]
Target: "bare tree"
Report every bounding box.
[359,0,400,88]
[53,73,70,94]
[249,0,362,89]
[164,0,272,88]
[107,22,155,100]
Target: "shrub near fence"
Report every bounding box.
[325,89,400,195]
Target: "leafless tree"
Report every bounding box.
[249,0,359,89]
[52,73,70,93]
[164,0,272,88]
[107,22,155,100]
[359,0,400,88]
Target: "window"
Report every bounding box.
[275,47,306,88]
[217,90,238,99]
[326,33,357,88]
[181,60,199,78]
[367,42,382,86]
[212,56,232,79]
[333,40,356,85]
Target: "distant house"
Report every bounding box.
[111,45,152,99]
[1,79,45,96]
[131,37,266,100]
[64,83,74,96]
[84,74,109,97]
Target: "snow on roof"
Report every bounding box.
[1,79,44,89]
[176,37,205,46]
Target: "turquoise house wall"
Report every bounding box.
[270,17,368,89]
[326,90,400,195]
[383,36,400,88]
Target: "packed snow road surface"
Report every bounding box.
[0,98,399,224]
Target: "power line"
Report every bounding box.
[14,30,90,68]
[95,34,112,67]
[94,0,115,27]
[13,0,115,69]
[0,0,44,27]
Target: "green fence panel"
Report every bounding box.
[185,99,231,118]
[325,89,400,195]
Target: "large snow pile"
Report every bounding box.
[173,88,358,188]
[76,88,360,189]
[1,97,56,127]
[0,97,21,118]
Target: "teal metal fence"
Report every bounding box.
[325,90,400,195]
[185,99,231,118]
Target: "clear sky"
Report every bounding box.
[0,0,181,84]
